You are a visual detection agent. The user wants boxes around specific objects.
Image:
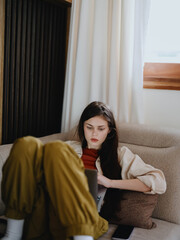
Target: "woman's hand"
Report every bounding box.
[97,173,112,188]
[97,173,151,192]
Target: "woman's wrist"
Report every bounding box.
[109,179,115,188]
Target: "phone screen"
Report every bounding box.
[112,224,134,240]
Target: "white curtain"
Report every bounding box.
[61,0,151,132]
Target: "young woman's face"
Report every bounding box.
[83,115,110,149]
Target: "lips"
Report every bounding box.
[91,138,98,142]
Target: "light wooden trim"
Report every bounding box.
[143,62,180,90]
[55,0,72,3]
[44,0,72,6]
[64,0,72,3]
[0,0,5,144]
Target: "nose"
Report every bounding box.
[92,129,97,136]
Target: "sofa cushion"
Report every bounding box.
[98,219,180,240]
[100,190,158,229]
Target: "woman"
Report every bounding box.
[1,101,166,240]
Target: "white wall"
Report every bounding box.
[143,89,180,130]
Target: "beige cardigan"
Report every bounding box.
[66,141,167,195]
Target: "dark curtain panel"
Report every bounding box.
[2,0,69,144]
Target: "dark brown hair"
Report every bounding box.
[77,101,121,179]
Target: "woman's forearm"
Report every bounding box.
[109,178,151,193]
[97,173,151,193]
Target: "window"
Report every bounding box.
[143,0,180,90]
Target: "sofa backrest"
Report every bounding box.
[117,122,180,225]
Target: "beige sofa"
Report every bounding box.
[0,123,180,239]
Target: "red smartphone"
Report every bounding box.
[112,224,134,240]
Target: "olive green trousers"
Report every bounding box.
[2,136,108,240]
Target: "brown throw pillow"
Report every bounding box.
[100,190,158,229]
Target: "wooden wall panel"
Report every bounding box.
[143,62,180,90]
[0,0,5,144]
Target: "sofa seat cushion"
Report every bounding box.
[98,219,180,240]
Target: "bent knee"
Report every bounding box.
[44,140,68,159]
[3,136,43,174]
[44,141,81,166]
[10,136,43,161]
